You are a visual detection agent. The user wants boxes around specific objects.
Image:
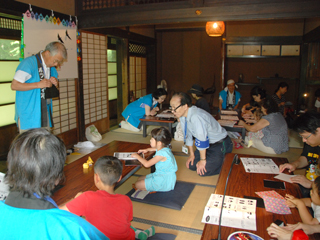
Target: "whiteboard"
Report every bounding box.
[24,16,78,79]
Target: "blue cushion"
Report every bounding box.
[127,181,195,210]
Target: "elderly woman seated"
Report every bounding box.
[238,96,289,154]
[0,128,108,239]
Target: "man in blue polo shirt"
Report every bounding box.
[11,41,67,132]
[170,92,233,176]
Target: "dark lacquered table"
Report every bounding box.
[52,140,154,205]
[139,115,176,137]
[201,153,320,240]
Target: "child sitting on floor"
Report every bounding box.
[59,156,155,240]
[286,176,320,225]
[132,127,178,192]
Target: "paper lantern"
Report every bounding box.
[206,21,225,37]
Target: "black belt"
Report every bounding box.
[210,135,228,145]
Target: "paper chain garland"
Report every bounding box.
[23,10,77,28]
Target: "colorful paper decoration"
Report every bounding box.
[24,10,31,18]
[39,13,44,21]
[256,190,291,215]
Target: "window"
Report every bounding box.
[0,39,20,126]
[107,49,117,100]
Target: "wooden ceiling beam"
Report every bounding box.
[78,0,320,29]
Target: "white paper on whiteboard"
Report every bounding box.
[24,17,78,79]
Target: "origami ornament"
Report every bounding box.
[49,16,53,23]
[24,10,31,18]
[45,15,49,22]
[30,11,35,19]
[62,19,67,27]
[39,13,44,21]
[53,16,57,24]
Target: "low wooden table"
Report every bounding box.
[216,112,246,139]
[201,153,320,240]
[139,116,176,137]
[52,140,154,205]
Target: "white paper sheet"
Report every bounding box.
[240,158,279,174]
[0,172,10,201]
[202,194,257,231]
[113,152,144,160]
[221,115,239,121]
[274,173,297,183]
[131,189,150,199]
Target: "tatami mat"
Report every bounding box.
[111,125,159,136]
[115,175,213,229]
[63,127,304,239]
[131,222,201,240]
[288,129,304,149]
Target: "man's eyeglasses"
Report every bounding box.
[299,133,312,140]
[170,104,182,113]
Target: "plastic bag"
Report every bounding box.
[85,125,102,142]
[174,122,184,142]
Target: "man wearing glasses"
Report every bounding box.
[170,92,233,176]
[279,111,320,197]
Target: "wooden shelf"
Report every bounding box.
[257,77,299,85]
[237,83,260,86]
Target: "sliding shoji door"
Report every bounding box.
[81,32,108,133]
[52,80,77,135]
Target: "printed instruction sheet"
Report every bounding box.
[240,157,279,174]
[202,194,257,231]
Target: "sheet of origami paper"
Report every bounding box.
[255,190,291,214]
[263,195,292,214]
[256,190,284,199]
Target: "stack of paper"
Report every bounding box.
[218,119,237,127]
[221,110,238,115]
[156,112,175,118]
[220,115,239,121]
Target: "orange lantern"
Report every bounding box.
[206,21,225,37]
